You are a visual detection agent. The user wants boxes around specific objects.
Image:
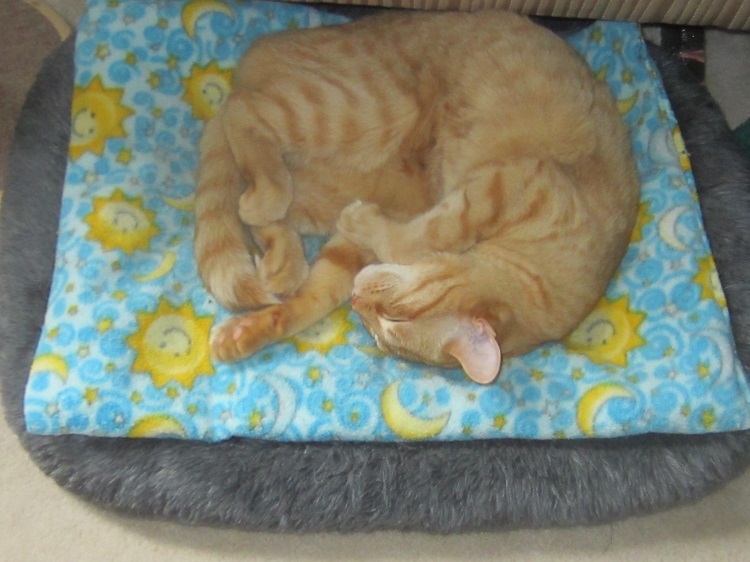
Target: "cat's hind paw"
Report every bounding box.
[258,250,309,299]
[252,222,309,299]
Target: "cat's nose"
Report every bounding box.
[351,292,362,311]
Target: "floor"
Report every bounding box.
[2,1,750,560]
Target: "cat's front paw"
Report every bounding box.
[210,309,282,362]
[337,200,382,251]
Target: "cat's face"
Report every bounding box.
[351,264,502,384]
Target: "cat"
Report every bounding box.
[193,10,640,384]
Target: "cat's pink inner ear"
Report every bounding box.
[446,318,502,385]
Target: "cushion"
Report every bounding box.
[21,0,750,443]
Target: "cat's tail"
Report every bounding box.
[193,113,279,311]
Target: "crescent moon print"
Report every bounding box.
[576,383,635,437]
[136,251,177,282]
[129,414,188,438]
[657,205,693,252]
[30,354,69,383]
[181,0,236,39]
[381,381,450,440]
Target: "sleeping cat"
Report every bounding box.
[193,10,640,384]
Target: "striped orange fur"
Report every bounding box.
[194,11,640,384]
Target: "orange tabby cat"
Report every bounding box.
[193,11,640,384]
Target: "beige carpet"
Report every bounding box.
[2,1,750,559]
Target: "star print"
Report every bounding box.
[95,44,110,59]
[116,147,133,164]
[249,409,264,429]
[697,363,711,379]
[84,387,99,405]
[147,71,161,89]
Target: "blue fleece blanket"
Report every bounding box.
[24,0,750,441]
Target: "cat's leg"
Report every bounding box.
[338,159,559,264]
[222,93,293,227]
[252,220,309,299]
[211,233,372,362]
[337,187,484,264]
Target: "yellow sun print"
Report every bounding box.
[182,61,234,120]
[69,75,134,161]
[564,295,646,367]
[629,201,654,244]
[289,307,354,354]
[127,298,215,389]
[84,188,160,254]
[694,255,727,308]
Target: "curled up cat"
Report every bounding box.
[193,10,640,384]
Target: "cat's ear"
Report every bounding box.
[446,318,502,385]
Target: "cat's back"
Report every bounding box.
[234,11,573,90]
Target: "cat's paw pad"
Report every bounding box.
[337,200,382,248]
[210,310,280,362]
[210,318,247,363]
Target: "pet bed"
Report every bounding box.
[3,10,750,532]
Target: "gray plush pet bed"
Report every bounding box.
[2,30,750,532]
